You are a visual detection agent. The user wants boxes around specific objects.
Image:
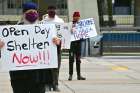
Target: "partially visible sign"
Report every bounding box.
[0,24,58,71]
[41,20,71,49]
[55,23,71,49]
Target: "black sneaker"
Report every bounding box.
[68,75,72,81]
[53,85,60,92]
[77,76,86,80]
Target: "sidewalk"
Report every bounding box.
[1,56,140,93]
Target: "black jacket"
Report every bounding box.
[10,21,53,84]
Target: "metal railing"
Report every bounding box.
[103,15,134,25]
[100,15,140,55]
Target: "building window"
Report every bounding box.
[7,0,33,9]
[113,0,132,15]
[56,0,68,15]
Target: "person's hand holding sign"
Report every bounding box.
[53,37,61,45]
[0,39,4,49]
[71,27,76,33]
[71,23,76,33]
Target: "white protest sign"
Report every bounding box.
[55,23,71,49]
[71,18,98,41]
[0,24,58,71]
[40,20,71,49]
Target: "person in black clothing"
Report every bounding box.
[9,2,46,93]
[0,2,46,93]
[10,3,61,93]
[0,2,61,93]
[68,11,86,81]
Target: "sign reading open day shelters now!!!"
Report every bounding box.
[0,24,58,71]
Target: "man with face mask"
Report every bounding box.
[7,2,45,93]
[42,6,64,23]
[17,2,39,24]
[41,6,64,92]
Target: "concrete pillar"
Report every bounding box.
[68,0,100,56]
[68,0,99,31]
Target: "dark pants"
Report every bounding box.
[69,50,81,76]
[52,50,61,86]
[9,70,45,93]
[43,44,61,89]
[10,79,45,93]
[69,40,82,76]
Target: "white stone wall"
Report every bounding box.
[67,0,99,31]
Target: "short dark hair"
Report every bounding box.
[47,5,56,10]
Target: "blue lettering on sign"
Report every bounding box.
[77,19,94,27]
[73,18,95,40]
[74,27,90,40]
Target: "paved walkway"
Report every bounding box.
[1,56,140,93]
